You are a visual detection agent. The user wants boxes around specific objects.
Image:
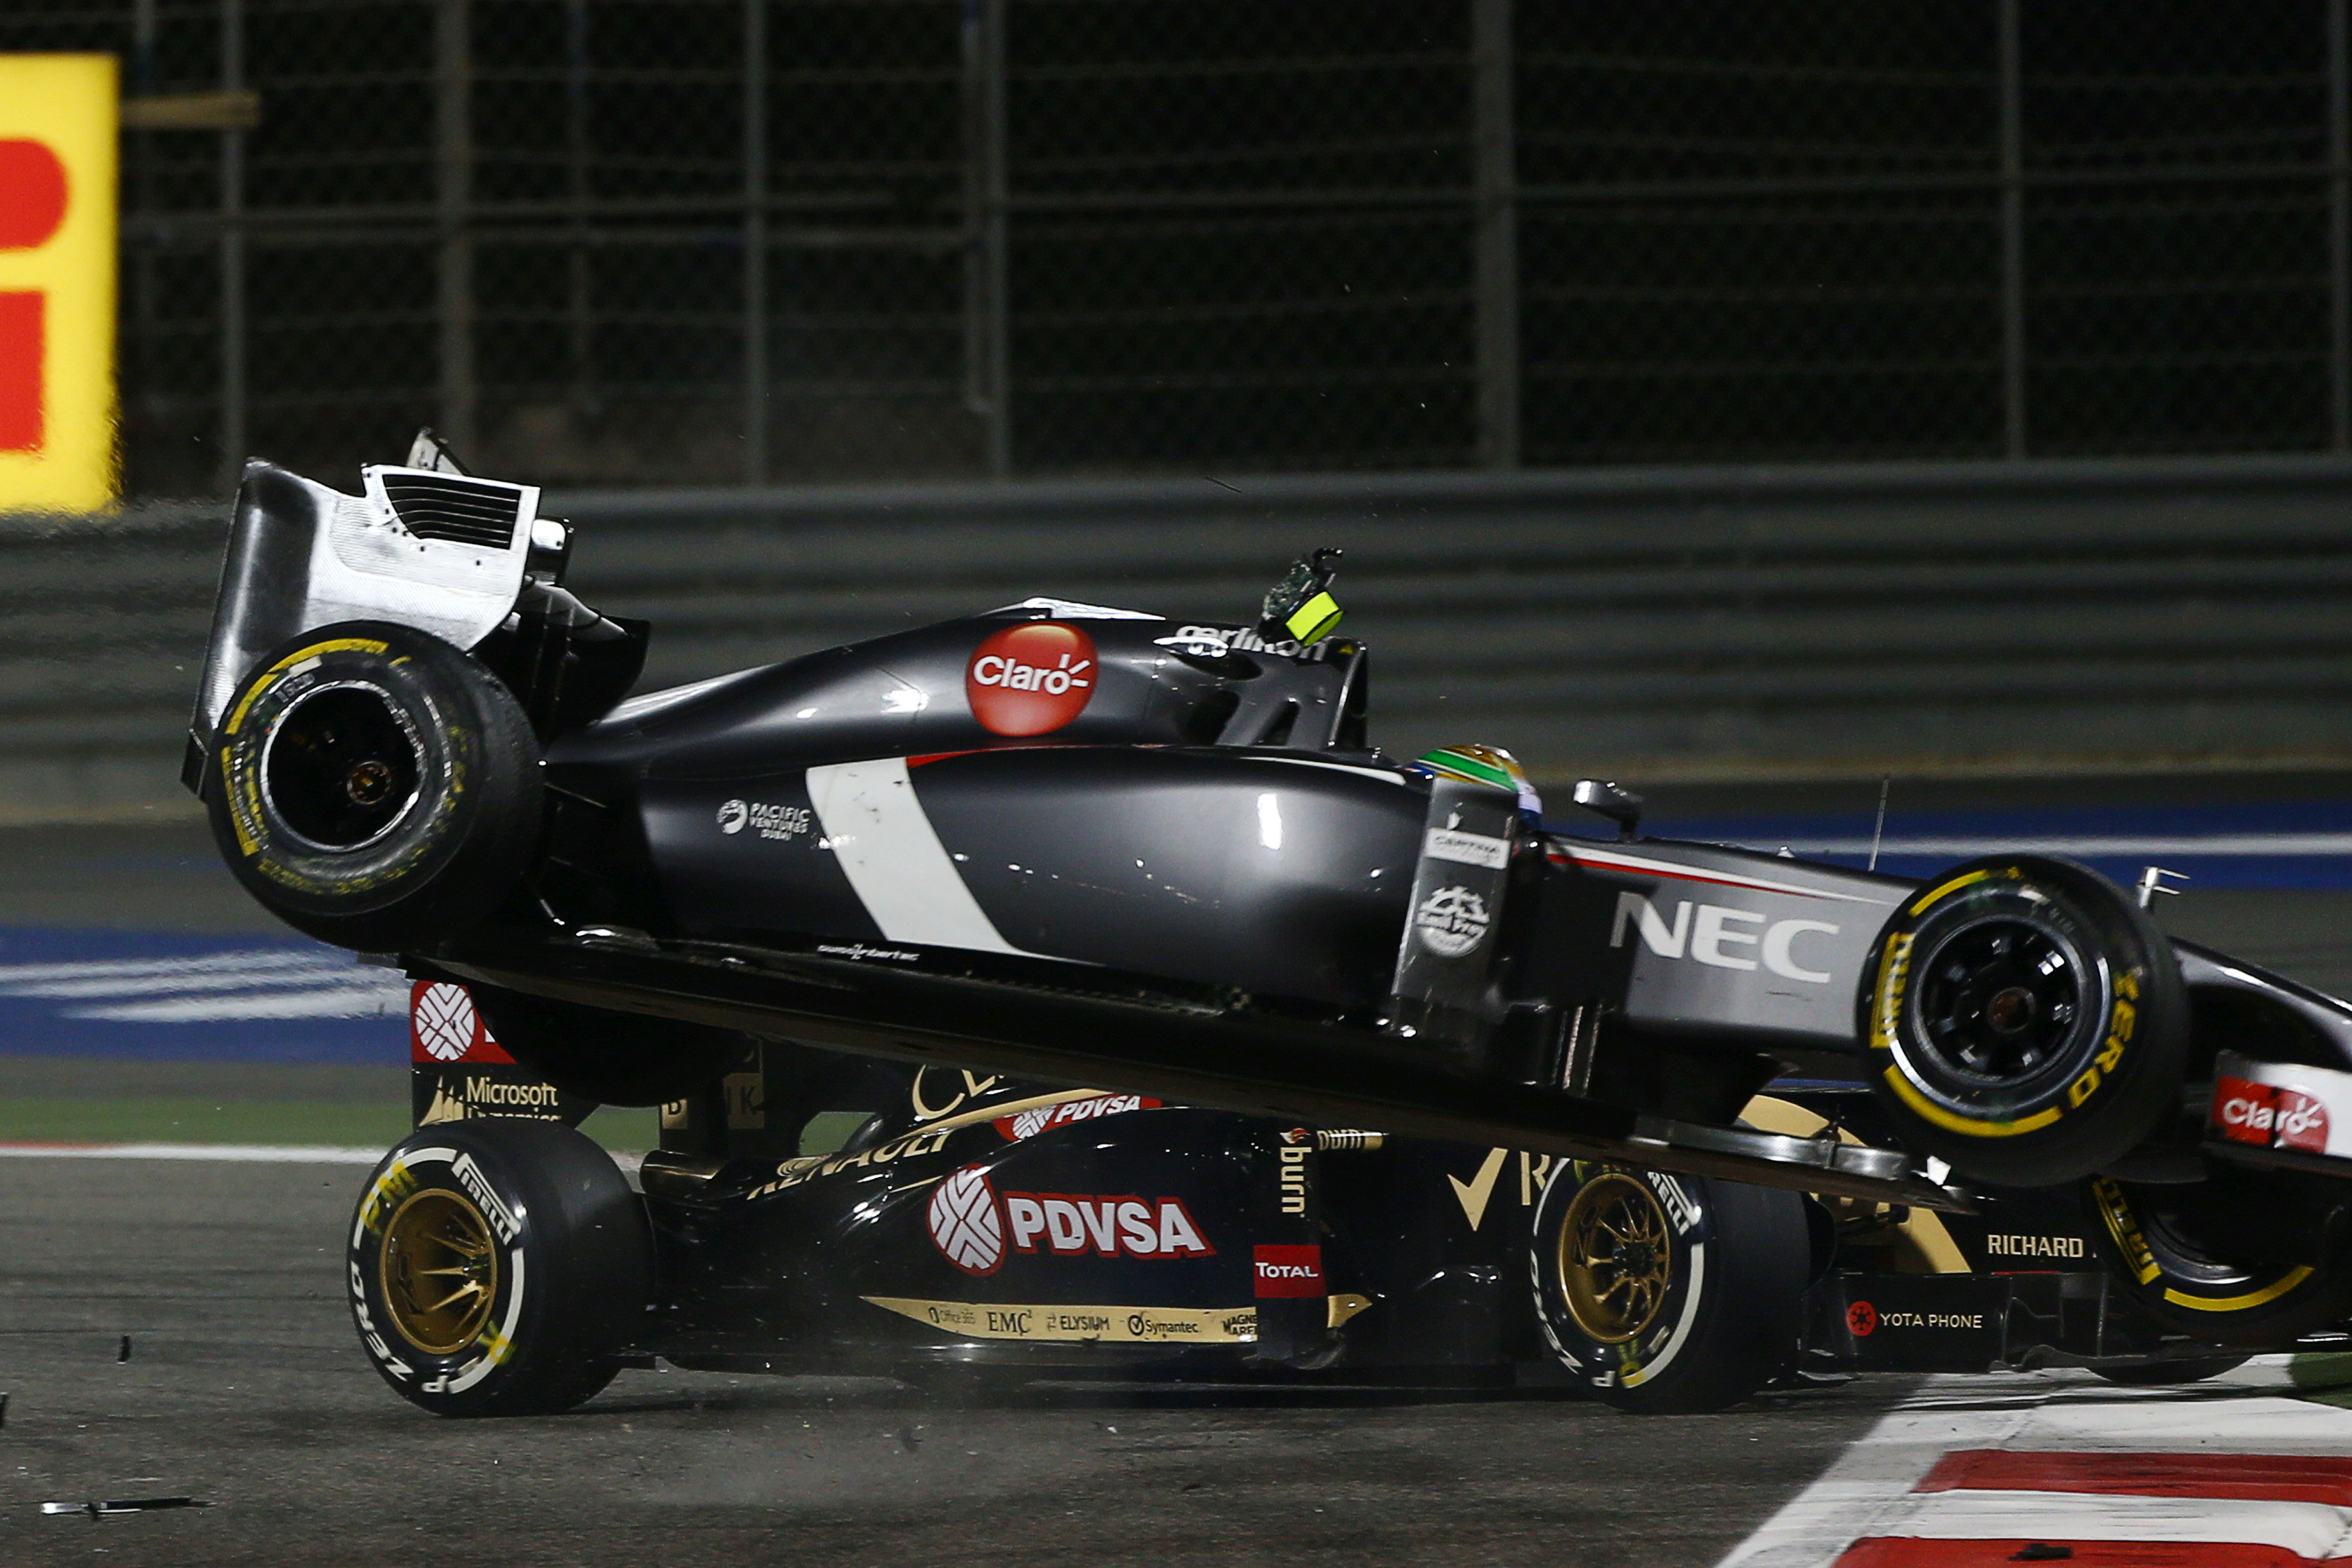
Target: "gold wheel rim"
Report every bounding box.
[379,1187,499,1356]
[1557,1172,1673,1344]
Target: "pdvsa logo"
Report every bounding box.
[926,1165,1006,1275]
[966,622,1097,736]
[1001,1191,1213,1259]
[409,981,514,1066]
[994,1092,1160,1142]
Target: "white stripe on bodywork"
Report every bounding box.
[807,758,1029,956]
[1563,845,1893,904]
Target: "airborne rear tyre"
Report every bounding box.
[2083,1171,2352,1349]
[1529,1163,1807,1414]
[1861,855,2189,1188]
[205,620,542,951]
[348,1119,652,1416]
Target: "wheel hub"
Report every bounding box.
[378,1188,499,1356]
[1557,1172,1673,1345]
[344,758,393,806]
[1912,914,2085,1088]
[260,681,424,852]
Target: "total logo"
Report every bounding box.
[1253,1243,1324,1298]
[717,798,812,840]
[966,622,1098,736]
[1415,885,1491,958]
[2214,1075,2331,1153]
[1003,1190,1214,1259]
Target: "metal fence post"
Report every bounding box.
[218,0,246,492]
[962,0,1012,478]
[744,0,769,483]
[1471,0,1519,470]
[436,0,477,456]
[1998,0,2026,458]
[2329,0,2348,450]
[566,0,591,436]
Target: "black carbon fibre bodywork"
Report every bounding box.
[184,458,2352,1207]
[432,597,2352,1205]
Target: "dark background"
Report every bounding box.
[10,0,2352,495]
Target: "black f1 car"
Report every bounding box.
[360,981,2268,1417]
[186,437,2352,1405]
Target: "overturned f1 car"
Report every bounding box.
[362,989,2281,1417]
[186,440,2352,1354]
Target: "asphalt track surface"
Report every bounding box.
[9,776,2352,1565]
[0,1158,1896,1568]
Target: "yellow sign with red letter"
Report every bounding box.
[0,54,117,513]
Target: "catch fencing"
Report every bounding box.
[13,454,2352,820]
[7,1,2352,495]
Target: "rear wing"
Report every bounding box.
[184,434,571,793]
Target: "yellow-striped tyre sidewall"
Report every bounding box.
[2083,1174,2352,1348]
[1861,855,2187,1189]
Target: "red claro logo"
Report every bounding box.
[966,622,1097,736]
[2215,1075,2330,1152]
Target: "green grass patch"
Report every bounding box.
[2291,1351,2352,1404]
[0,1097,657,1153]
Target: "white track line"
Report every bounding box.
[0,1142,647,1171]
[0,1142,384,1163]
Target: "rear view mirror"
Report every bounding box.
[1572,779,1643,840]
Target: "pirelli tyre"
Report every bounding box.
[2084,1172,2352,1348]
[205,620,542,951]
[1529,1163,1807,1414]
[349,1120,652,1417]
[1861,855,2189,1189]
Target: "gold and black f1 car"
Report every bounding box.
[366,986,2271,1417]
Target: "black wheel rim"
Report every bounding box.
[261,681,424,852]
[1909,911,2089,1092]
[2109,1181,2273,1290]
